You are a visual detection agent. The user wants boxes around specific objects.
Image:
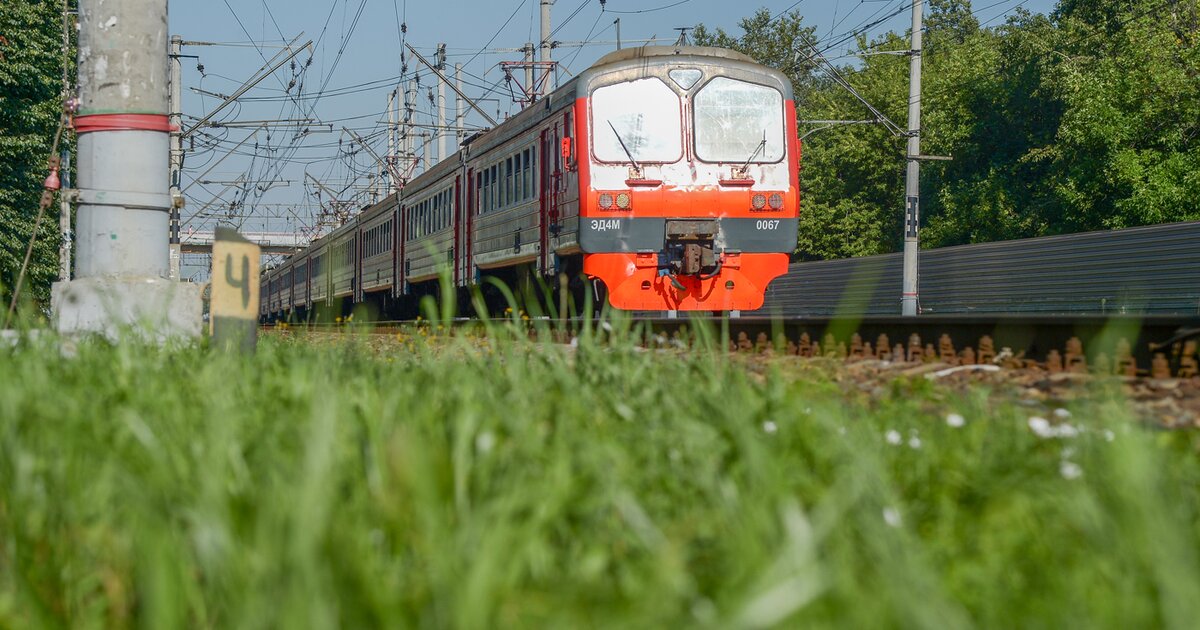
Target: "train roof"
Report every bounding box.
[592,45,757,67]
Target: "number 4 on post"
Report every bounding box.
[210,226,262,353]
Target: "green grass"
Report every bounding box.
[1,322,1199,629]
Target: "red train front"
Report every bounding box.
[575,47,800,311]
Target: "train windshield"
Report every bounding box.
[693,77,785,163]
[591,78,682,163]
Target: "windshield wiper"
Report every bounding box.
[740,131,767,171]
[607,120,642,174]
[732,131,767,180]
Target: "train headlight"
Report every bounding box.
[751,193,767,210]
[615,192,631,209]
[598,192,614,209]
[768,193,784,209]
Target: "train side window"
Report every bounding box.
[490,165,498,211]
[505,157,514,208]
[524,148,533,200]
[516,150,524,201]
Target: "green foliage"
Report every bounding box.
[0,0,70,310]
[1,329,1199,627]
[700,0,1200,260]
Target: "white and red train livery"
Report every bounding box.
[261,46,799,318]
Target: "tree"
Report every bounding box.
[1044,0,1200,230]
[692,8,820,98]
[701,0,1199,260]
[0,0,70,311]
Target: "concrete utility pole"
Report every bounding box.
[53,0,202,339]
[59,1,72,282]
[523,42,535,96]
[901,0,923,316]
[168,34,183,280]
[539,0,553,95]
[436,43,447,163]
[58,149,71,281]
[404,79,415,177]
[454,63,464,151]
[540,0,553,63]
[388,88,397,194]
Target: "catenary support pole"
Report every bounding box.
[58,0,72,282]
[540,0,552,63]
[388,88,398,193]
[168,34,182,280]
[524,42,534,102]
[52,0,202,339]
[404,79,416,177]
[58,148,71,280]
[901,0,923,316]
[540,0,553,96]
[436,43,446,164]
[455,63,464,150]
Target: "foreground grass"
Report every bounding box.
[1,326,1199,629]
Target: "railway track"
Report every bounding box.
[270,314,1200,379]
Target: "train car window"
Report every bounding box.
[524,148,534,200]
[514,152,524,202]
[504,157,513,208]
[490,165,498,211]
[693,77,785,163]
[591,77,682,163]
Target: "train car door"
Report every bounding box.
[539,128,553,275]
[354,226,363,303]
[392,205,400,299]
[463,168,474,287]
[453,176,461,286]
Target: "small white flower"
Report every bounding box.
[1053,408,1072,419]
[762,420,778,434]
[1060,446,1076,460]
[882,507,902,527]
[1028,416,1055,438]
[475,431,495,453]
[908,435,922,449]
[946,413,965,428]
[1055,424,1080,439]
[1060,461,1083,480]
[885,430,903,445]
[1103,430,1115,442]
[837,426,847,436]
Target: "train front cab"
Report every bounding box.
[575,47,799,311]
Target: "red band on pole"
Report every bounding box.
[74,113,175,134]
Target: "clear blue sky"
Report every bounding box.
[168,0,1056,278]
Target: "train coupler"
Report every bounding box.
[665,220,720,276]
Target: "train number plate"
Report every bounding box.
[755,220,782,230]
[590,219,623,231]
